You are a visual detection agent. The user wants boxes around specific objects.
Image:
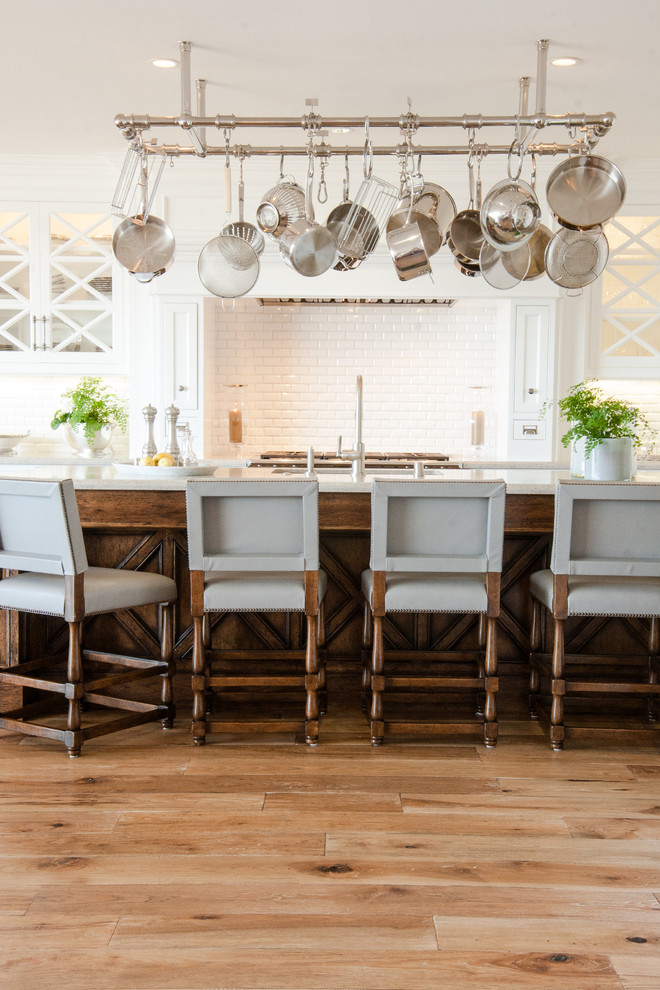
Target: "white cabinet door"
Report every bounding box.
[508,302,555,459]
[0,203,124,373]
[160,298,203,451]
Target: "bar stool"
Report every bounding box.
[186,478,327,746]
[529,480,660,750]
[0,479,176,757]
[361,479,506,747]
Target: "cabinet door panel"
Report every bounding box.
[162,301,199,415]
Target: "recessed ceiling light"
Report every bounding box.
[151,57,179,69]
[551,56,580,67]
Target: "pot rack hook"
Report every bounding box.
[279,149,285,180]
[342,151,350,202]
[507,135,524,181]
[224,129,231,167]
[363,117,373,179]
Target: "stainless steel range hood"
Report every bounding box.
[256,298,457,306]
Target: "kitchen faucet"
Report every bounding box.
[337,375,366,482]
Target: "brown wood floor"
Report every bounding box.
[1,678,660,990]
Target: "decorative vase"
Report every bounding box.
[65,423,113,458]
[583,437,635,481]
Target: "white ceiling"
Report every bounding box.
[3,0,659,163]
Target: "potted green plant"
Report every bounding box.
[550,379,653,480]
[51,376,128,457]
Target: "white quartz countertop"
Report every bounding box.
[1,461,660,494]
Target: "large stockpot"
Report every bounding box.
[546,155,626,230]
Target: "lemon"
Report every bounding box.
[153,451,169,464]
[139,456,156,466]
[157,454,175,468]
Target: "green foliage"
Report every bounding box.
[547,379,653,455]
[51,376,128,443]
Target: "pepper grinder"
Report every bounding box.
[141,404,157,459]
[164,404,181,464]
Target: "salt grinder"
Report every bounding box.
[141,404,157,459]
[164,404,181,464]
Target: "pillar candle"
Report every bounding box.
[228,408,243,444]
[471,410,485,446]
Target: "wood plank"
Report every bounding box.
[0,947,623,990]
[432,917,660,953]
[25,882,660,921]
[108,912,438,950]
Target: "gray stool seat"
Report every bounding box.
[186,479,327,746]
[0,479,176,757]
[529,480,660,750]
[362,570,489,614]
[361,479,506,748]
[0,566,176,616]
[204,569,328,612]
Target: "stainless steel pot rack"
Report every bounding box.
[114,39,616,161]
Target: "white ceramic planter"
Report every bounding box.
[583,437,636,481]
[65,423,113,458]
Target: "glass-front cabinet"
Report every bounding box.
[0,203,124,371]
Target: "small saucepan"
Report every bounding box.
[386,173,432,281]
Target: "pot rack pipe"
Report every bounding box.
[114,38,616,157]
[140,141,583,159]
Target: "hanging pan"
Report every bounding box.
[326,153,379,270]
[544,225,609,290]
[112,151,175,282]
[447,151,485,265]
[546,154,626,230]
[386,154,456,258]
[198,157,260,298]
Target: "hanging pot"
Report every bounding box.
[455,258,482,278]
[386,172,432,281]
[279,152,337,277]
[386,158,456,258]
[112,152,175,280]
[546,154,626,230]
[523,224,552,280]
[480,177,541,251]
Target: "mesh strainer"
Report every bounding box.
[545,226,609,289]
[221,158,265,257]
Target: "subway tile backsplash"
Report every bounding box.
[204,298,510,458]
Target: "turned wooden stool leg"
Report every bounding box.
[66,621,83,758]
[529,599,542,719]
[305,613,320,747]
[550,617,566,751]
[192,615,207,746]
[475,613,486,717]
[370,615,385,746]
[362,603,373,713]
[159,603,175,728]
[648,616,659,723]
[318,600,327,717]
[202,613,214,715]
[483,616,498,748]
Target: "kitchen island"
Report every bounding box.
[1,463,658,719]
